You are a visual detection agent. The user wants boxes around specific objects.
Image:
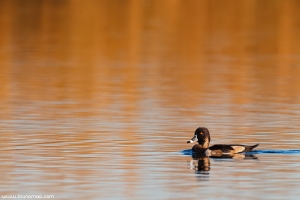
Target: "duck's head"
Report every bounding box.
[187,127,211,148]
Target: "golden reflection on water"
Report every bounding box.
[1,0,300,199]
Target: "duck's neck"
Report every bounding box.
[192,144,207,153]
[201,137,210,148]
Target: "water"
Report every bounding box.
[1,0,300,199]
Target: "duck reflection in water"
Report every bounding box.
[189,154,210,172]
[189,153,257,180]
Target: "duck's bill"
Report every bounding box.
[187,135,198,143]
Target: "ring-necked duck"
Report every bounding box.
[187,127,259,156]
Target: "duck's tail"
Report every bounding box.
[244,144,259,152]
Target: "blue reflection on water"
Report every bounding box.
[181,149,300,155]
[252,150,300,154]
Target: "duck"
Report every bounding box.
[187,127,259,156]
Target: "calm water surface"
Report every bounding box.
[1,1,300,199]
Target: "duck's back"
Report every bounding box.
[209,144,259,153]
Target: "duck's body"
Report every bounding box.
[192,143,259,156]
[187,127,259,155]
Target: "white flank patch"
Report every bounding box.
[205,149,211,156]
[231,146,245,153]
